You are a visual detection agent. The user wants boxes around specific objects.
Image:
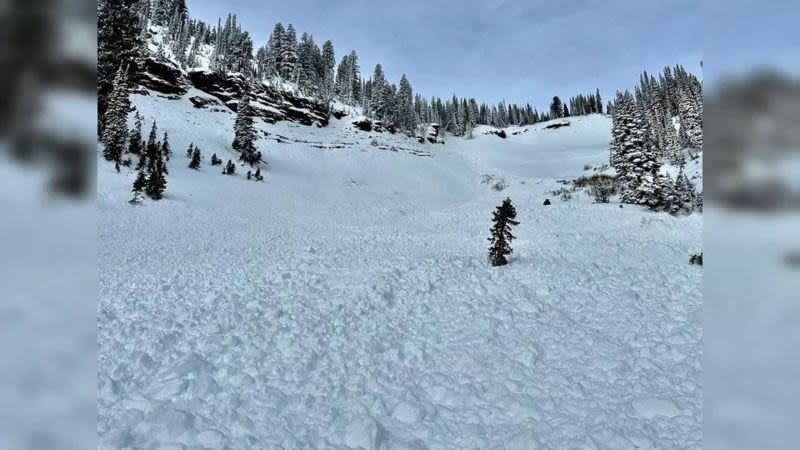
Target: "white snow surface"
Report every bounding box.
[98,95,702,449]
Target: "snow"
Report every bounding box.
[98,95,702,448]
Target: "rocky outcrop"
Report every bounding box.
[486,129,507,139]
[351,117,397,134]
[136,57,188,95]
[545,122,570,130]
[188,70,329,127]
[134,57,329,127]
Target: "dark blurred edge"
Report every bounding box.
[0,1,97,450]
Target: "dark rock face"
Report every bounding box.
[352,118,373,132]
[486,129,507,139]
[188,70,329,127]
[134,58,329,127]
[545,122,570,130]
[543,199,551,205]
[351,118,397,134]
[189,96,222,109]
[135,57,188,95]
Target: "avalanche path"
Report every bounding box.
[98,96,702,449]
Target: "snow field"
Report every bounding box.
[98,95,702,449]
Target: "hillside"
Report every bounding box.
[98,91,702,449]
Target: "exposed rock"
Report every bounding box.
[486,129,507,139]
[133,58,329,127]
[352,118,373,132]
[425,123,441,144]
[135,56,188,95]
[189,96,222,109]
[545,122,570,129]
[543,199,552,205]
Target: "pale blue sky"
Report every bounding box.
[192,0,702,110]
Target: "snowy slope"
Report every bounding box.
[98,96,702,449]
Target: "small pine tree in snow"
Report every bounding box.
[127,113,144,155]
[189,147,202,169]
[488,198,520,267]
[186,142,194,158]
[223,159,236,175]
[132,167,147,193]
[254,167,263,181]
[246,170,252,180]
[211,153,222,165]
[161,131,172,161]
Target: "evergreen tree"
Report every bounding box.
[488,198,520,267]
[223,159,236,175]
[132,166,147,192]
[254,167,263,181]
[266,23,285,78]
[189,147,202,169]
[232,93,261,166]
[98,0,143,137]
[550,96,563,119]
[101,64,130,167]
[186,142,194,158]
[128,113,144,155]
[280,24,298,81]
[596,88,603,114]
[211,153,222,165]
[161,131,172,162]
[371,64,387,120]
[321,40,336,99]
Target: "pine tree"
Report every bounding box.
[488,198,520,267]
[98,0,143,137]
[321,40,336,100]
[128,113,144,155]
[371,64,387,120]
[189,147,202,169]
[254,167,263,181]
[186,142,194,158]
[101,65,130,167]
[596,89,603,114]
[232,93,261,166]
[266,23,285,78]
[132,166,147,192]
[550,96,563,119]
[161,131,172,161]
[223,159,236,175]
[211,153,222,165]
[280,24,298,81]
[144,134,167,200]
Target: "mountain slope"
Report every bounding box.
[98,94,702,449]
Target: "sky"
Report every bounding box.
[191,0,702,110]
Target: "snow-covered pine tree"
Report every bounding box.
[144,129,167,200]
[211,153,222,165]
[266,23,285,78]
[161,131,172,162]
[98,0,142,137]
[232,93,261,166]
[101,65,131,168]
[488,198,520,267]
[280,24,298,81]
[371,64,387,120]
[223,159,236,175]
[321,40,335,100]
[397,74,415,133]
[128,113,144,155]
[189,147,201,169]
